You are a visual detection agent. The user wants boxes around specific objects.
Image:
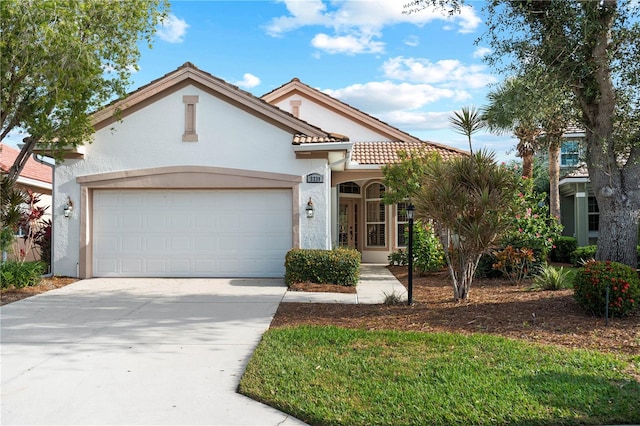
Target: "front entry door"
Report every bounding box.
[338,199,359,249]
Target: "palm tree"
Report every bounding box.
[482,79,541,178]
[449,106,485,154]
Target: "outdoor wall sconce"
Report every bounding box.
[63,197,74,218]
[306,197,315,218]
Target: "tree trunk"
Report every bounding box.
[548,141,561,219]
[521,150,534,179]
[7,137,38,184]
[578,3,640,268]
[593,190,640,268]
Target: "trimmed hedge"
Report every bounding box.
[285,248,361,287]
[570,245,640,267]
[550,236,577,264]
[570,245,597,266]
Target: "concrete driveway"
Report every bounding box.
[1,278,306,426]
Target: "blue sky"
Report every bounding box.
[132,0,518,161]
[9,0,518,162]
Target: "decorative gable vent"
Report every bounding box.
[182,95,199,142]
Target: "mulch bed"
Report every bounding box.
[3,269,638,359]
[272,266,640,357]
[288,282,357,293]
[1,276,78,306]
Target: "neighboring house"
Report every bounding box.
[46,63,465,279]
[0,143,53,261]
[554,128,600,246]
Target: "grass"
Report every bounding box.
[239,326,640,426]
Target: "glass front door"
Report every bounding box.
[338,199,359,249]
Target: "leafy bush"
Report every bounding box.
[550,236,577,264]
[474,251,503,279]
[529,264,573,291]
[570,245,640,267]
[1,261,46,289]
[387,249,407,266]
[412,221,445,273]
[500,176,563,267]
[570,245,597,266]
[573,260,640,317]
[285,248,360,287]
[492,245,536,285]
[387,221,445,274]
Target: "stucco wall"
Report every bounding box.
[272,94,391,142]
[53,84,332,277]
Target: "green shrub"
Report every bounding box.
[573,260,640,317]
[387,222,445,273]
[1,261,46,289]
[474,251,502,279]
[387,249,407,266]
[570,245,597,266]
[500,176,563,268]
[550,236,577,264]
[529,263,573,291]
[285,248,360,287]
[412,221,445,273]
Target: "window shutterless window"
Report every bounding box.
[365,183,386,247]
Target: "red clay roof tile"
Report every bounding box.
[0,143,52,184]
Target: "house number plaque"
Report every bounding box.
[307,173,324,183]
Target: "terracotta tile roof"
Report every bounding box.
[351,141,467,165]
[0,143,52,184]
[292,133,349,144]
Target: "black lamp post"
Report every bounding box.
[406,204,415,305]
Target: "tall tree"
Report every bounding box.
[482,0,640,268]
[482,78,541,178]
[0,0,169,183]
[449,106,485,154]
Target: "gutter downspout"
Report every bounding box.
[33,153,54,278]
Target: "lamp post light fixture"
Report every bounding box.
[305,197,315,218]
[406,204,415,305]
[63,197,74,218]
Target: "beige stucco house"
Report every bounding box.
[49,63,465,278]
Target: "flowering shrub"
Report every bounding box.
[492,245,536,285]
[500,175,562,267]
[573,260,640,317]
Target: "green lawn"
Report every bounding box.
[239,326,640,426]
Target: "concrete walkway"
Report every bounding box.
[0,264,404,426]
[282,263,407,304]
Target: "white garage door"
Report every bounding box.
[93,189,292,277]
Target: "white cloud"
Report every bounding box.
[265,0,481,55]
[473,46,492,59]
[403,35,420,47]
[157,14,189,43]
[382,56,497,89]
[311,33,385,55]
[379,110,452,131]
[324,81,457,114]
[234,73,261,89]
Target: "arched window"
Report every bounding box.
[338,182,360,194]
[365,183,385,247]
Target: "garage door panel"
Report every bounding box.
[93,189,292,277]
